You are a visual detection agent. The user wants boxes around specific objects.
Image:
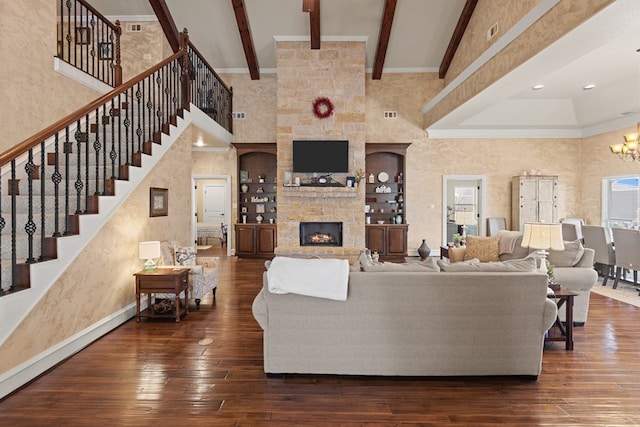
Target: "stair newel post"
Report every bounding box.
[114,20,122,87]
[180,29,191,111]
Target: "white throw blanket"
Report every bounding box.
[497,230,523,254]
[266,256,349,301]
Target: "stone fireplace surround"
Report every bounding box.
[274,40,366,263]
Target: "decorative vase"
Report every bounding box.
[241,183,249,193]
[256,214,264,224]
[418,239,431,260]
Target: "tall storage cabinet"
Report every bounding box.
[233,143,277,258]
[365,143,410,261]
[511,175,558,231]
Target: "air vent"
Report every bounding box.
[126,23,142,32]
[232,112,246,120]
[384,111,397,119]
[487,22,498,40]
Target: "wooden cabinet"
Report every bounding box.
[234,224,276,258]
[365,143,410,260]
[233,143,277,258]
[511,175,558,231]
[365,224,408,261]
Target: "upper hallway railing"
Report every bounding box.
[57,0,122,87]
[0,30,232,295]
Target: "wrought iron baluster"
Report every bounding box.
[63,126,72,236]
[101,104,108,194]
[11,160,17,288]
[84,113,90,211]
[135,83,142,153]
[74,121,84,214]
[109,99,117,179]
[25,149,36,264]
[92,108,102,195]
[52,133,62,237]
[39,141,46,261]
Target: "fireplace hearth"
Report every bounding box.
[300,222,343,247]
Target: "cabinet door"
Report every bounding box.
[366,227,386,254]
[235,226,256,255]
[537,179,556,202]
[520,179,538,201]
[257,226,276,255]
[387,227,407,255]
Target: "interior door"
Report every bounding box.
[203,184,226,224]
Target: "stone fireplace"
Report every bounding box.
[274,39,366,262]
[300,222,343,247]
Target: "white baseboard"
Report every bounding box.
[0,303,138,400]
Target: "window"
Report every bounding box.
[602,175,640,229]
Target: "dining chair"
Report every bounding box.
[561,223,579,241]
[561,218,584,240]
[486,217,507,236]
[581,225,616,287]
[611,228,640,292]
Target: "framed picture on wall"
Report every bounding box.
[98,42,113,60]
[75,27,91,45]
[149,187,168,217]
[255,204,265,214]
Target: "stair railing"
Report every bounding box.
[188,42,233,134]
[0,30,231,295]
[57,0,122,87]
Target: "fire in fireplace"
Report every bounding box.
[300,222,343,247]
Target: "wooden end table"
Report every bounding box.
[134,268,189,322]
[545,288,577,350]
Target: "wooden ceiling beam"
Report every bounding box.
[309,0,321,49]
[231,0,260,80]
[149,0,181,53]
[372,0,397,80]
[439,0,478,79]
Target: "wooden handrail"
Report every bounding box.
[0,49,185,166]
[76,0,121,33]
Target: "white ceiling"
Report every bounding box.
[89,0,640,140]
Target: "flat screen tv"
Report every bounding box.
[292,140,349,173]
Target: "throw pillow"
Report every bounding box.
[547,239,585,267]
[463,235,500,262]
[175,246,197,266]
[158,241,175,266]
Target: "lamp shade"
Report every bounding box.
[521,223,564,250]
[139,241,161,260]
[454,211,475,225]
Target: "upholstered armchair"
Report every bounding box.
[158,240,218,309]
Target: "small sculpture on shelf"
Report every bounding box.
[257,173,266,183]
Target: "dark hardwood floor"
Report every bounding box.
[2,245,640,425]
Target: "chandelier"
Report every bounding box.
[611,122,640,161]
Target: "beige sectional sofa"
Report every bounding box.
[253,266,557,378]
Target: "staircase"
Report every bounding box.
[0,31,232,345]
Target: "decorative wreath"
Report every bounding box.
[312,97,334,119]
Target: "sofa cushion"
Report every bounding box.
[463,235,500,262]
[365,257,440,272]
[438,257,537,272]
[175,246,197,266]
[547,240,584,267]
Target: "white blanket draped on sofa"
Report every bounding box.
[266,256,349,301]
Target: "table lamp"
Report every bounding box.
[455,210,475,241]
[521,223,564,273]
[139,241,161,271]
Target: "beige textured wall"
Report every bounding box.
[119,21,167,82]
[0,0,102,149]
[220,73,277,143]
[0,128,194,372]
[580,125,640,225]
[425,0,613,128]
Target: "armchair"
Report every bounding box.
[158,240,218,309]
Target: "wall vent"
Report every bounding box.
[487,22,499,40]
[384,111,397,119]
[232,112,246,120]
[126,23,142,32]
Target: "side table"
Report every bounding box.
[134,268,189,323]
[546,288,577,350]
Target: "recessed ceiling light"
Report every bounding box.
[583,84,596,90]
[196,139,204,147]
[532,84,544,90]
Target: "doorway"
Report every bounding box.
[192,175,232,255]
[442,175,486,246]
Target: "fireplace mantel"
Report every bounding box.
[281,186,361,198]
